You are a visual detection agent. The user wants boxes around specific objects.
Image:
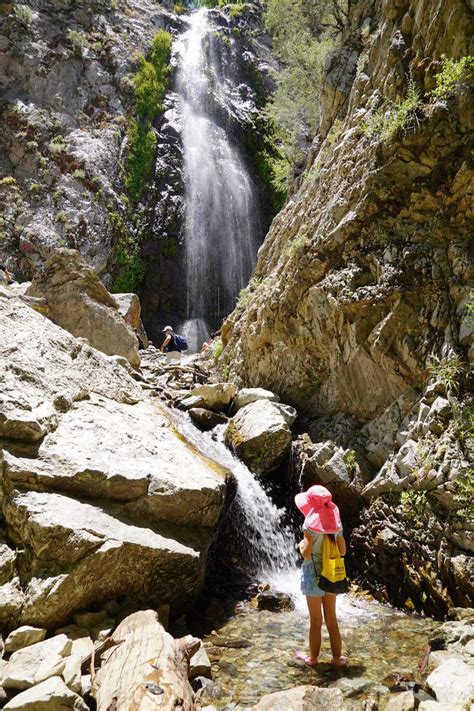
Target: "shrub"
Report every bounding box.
[67,29,90,56]
[287,232,310,256]
[0,176,17,187]
[400,490,428,528]
[111,234,146,294]
[429,56,474,102]
[362,80,423,143]
[14,4,34,27]
[427,353,465,395]
[343,449,357,474]
[451,469,474,521]
[125,120,157,201]
[212,338,224,360]
[72,168,86,180]
[235,276,261,313]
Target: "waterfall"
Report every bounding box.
[170,411,299,599]
[175,8,261,351]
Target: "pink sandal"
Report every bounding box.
[330,655,348,667]
[295,651,318,667]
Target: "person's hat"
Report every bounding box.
[162,325,173,333]
[294,485,341,533]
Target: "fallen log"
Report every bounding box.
[91,610,200,711]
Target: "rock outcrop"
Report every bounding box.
[220,0,473,615]
[27,248,140,367]
[0,292,229,629]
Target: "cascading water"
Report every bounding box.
[170,410,299,600]
[175,9,261,351]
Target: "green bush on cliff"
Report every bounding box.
[362,80,422,143]
[125,30,172,201]
[429,56,474,102]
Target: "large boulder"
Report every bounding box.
[4,626,47,653]
[426,659,474,705]
[27,248,140,368]
[2,490,205,628]
[0,291,229,629]
[0,291,141,443]
[184,383,237,412]
[224,399,292,475]
[114,293,149,349]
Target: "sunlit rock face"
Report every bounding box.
[222,0,473,616]
[140,5,275,349]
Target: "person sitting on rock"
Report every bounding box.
[0,264,15,287]
[160,325,188,364]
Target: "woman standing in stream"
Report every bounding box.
[295,484,348,667]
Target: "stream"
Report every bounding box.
[170,407,441,708]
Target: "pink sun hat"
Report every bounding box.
[294,484,341,533]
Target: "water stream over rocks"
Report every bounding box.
[170,408,442,707]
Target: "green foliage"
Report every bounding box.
[264,0,347,190]
[362,80,422,143]
[243,113,287,213]
[465,290,474,327]
[55,211,68,224]
[112,233,146,294]
[451,469,474,522]
[400,489,428,528]
[212,337,224,360]
[160,237,179,258]
[173,3,187,14]
[14,4,34,27]
[427,353,465,395]
[125,121,157,201]
[125,30,172,202]
[230,3,245,18]
[452,399,474,444]
[343,449,357,474]
[67,29,89,56]
[429,56,474,101]
[287,232,310,256]
[0,176,17,187]
[235,276,261,314]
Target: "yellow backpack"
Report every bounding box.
[318,535,349,594]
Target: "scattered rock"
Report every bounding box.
[4,626,47,653]
[384,690,415,711]
[189,408,228,431]
[188,642,212,681]
[253,685,347,710]
[255,590,295,612]
[2,634,72,690]
[224,399,292,475]
[3,676,89,710]
[426,658,474,705]
[233,388,280,412]
[187,383,237,411]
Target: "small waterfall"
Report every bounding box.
[170,411,299,598]
[175,8,261,351]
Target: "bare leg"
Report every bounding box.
[306,595,323,662]
[322,594,346,664]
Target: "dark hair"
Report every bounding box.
[0,265,5,271]
[327,533,336,543]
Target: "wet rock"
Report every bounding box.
[3,676,88,710]
[4,626,47,653]
[2,634,72,690]
[426,659,474,704]
[28,249,140,368]
[187,383,237,412]
[224,399,292,475]
[188,642,212,681]
[189,408,228,431]
[253,685,347,710]
[233,388,280,412]
[255,590,295,612]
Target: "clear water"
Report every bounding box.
[201,598,440,708]
[175,9,261,351]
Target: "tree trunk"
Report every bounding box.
[91,610,200,711]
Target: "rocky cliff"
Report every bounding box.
[0,0,177,280]
[221,0,473,615]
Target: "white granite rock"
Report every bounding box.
[3,675,88,710]
[4,626,47,653]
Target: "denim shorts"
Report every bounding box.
[300,560,326,597]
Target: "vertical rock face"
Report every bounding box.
[222,0,473,615]
[0,0,173,278]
